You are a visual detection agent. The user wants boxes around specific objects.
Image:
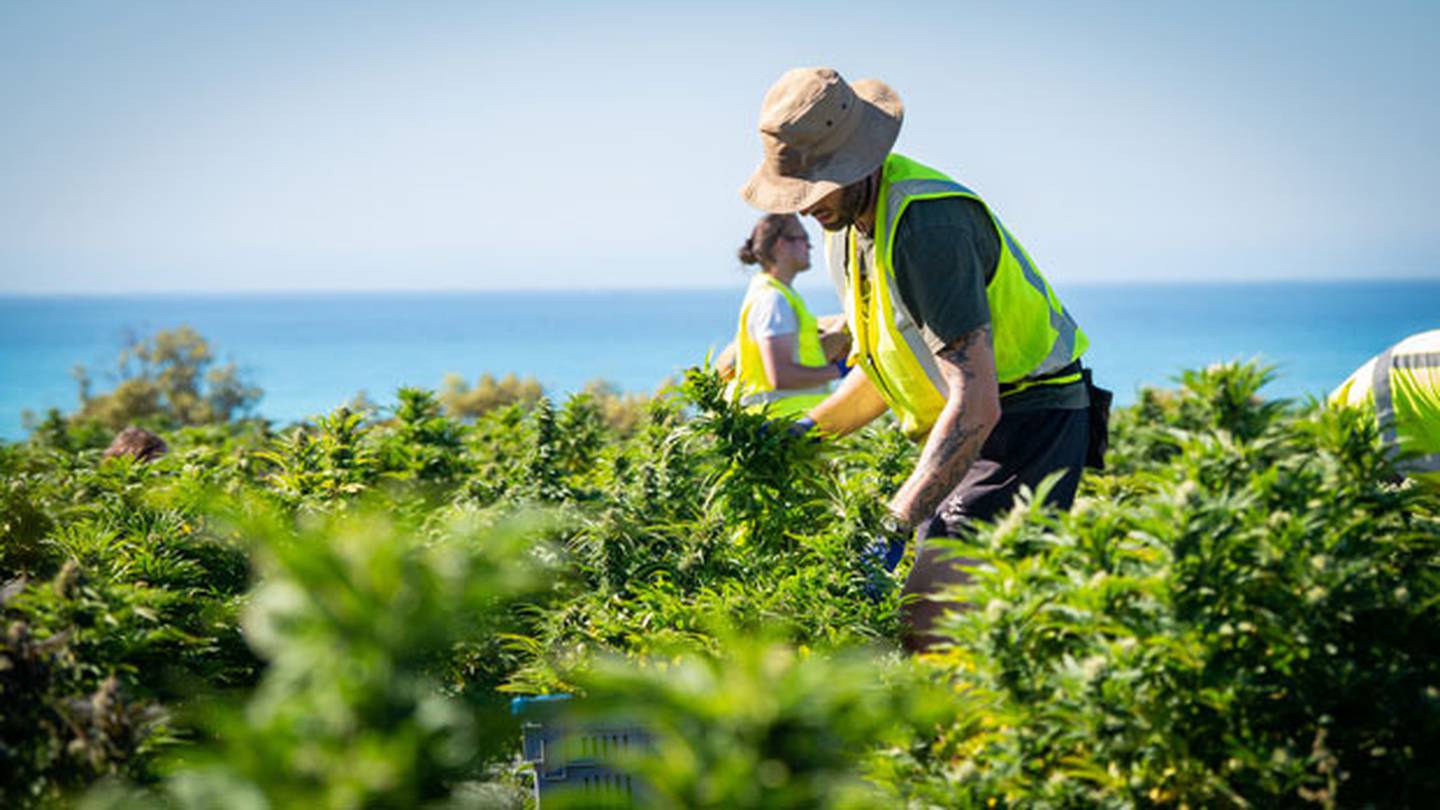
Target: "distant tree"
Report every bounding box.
[436,372,651,433]
[578,378,652,434]
[438,372,544,419]
[71,326,262,430]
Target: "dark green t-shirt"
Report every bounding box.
[871,195,1087,412]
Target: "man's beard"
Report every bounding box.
[822,173,878,232]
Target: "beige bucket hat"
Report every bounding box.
[741,67,903,213]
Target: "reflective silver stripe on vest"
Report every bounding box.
[1393,351,1440,371]
[1371,344,1400,450]
[881,263,948,392]
[882,178,975,222]
[884,178,1083,380]
[739,387,828,407]
[825,230,850,317]
[996,224,1080,376]
[877,178,972,391]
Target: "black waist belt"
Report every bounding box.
[999,359,1083,396]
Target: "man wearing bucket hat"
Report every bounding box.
[742,67,1103,653]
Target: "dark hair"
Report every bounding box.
[737,213,800,268]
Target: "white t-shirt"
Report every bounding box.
[746,287,799,340]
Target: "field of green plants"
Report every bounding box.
[3,330,1439,808]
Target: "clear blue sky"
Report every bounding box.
[2,0,1437,293]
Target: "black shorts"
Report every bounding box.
[914,405,1089,544]
[899,405,1090,643]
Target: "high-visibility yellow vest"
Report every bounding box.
[1330,329,1440,488]
[727,273,831,417]
[824,153,1088,439]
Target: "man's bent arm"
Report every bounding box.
[888,324,1001,527]
[808,367,889,437]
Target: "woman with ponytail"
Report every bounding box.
[726,213,850,417]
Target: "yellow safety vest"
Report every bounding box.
[727,273,831,417]
[825,153,1088,439]
[1330,329,1440,488]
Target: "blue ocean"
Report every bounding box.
[1,281,1436,441]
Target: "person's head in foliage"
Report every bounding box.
[103,426,167,463]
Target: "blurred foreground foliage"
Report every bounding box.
[2,357,1438,808]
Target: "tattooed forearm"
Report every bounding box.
[893,416,987,525]
[889,325,1001,527]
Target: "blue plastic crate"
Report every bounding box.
[512,694,650,808]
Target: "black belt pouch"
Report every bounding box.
[1083,368,1113,471]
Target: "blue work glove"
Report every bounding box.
[788,416,817,437]
[759,415,817,440]
[861,515,911,601]
[834,358,853,379]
